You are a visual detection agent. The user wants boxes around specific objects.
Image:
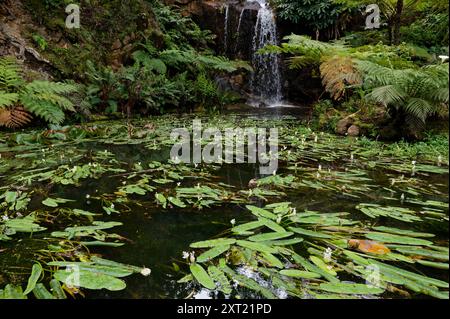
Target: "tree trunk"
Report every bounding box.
[392,0,404,45]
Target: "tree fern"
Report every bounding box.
[358,60,449,127]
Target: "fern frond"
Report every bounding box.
[0,91,19,108]
[365,85,406,106]
[0,106,33,128]
[20,94,66,125]
[0,57,24,91]
[24,81,77,95]
[320,56,362,100]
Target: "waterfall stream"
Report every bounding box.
[250,0,283,106]
[223,4,230,54]
[223,0,283,106]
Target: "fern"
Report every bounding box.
[358,60,449,126]
[0,57,77,127]
[320,56,362,100]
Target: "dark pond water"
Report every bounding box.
[0,107,448,299]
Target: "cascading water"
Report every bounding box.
[223,4,230,54]
[250,0,283,106]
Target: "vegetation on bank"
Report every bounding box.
[1,0,448,140]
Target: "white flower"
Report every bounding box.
[110,203,115,209]
[177,182,181,187]
[2,215,9,221]
[272,170,277,176]
[400,193,405,201]
[324,247,333,262]
[140,267,151,276]
[439,55,449,63]
[412,161,416,166]
[318,165,322,171]
[292,208,297,215]
[230,219,236,226]
[86,194,90,199]
[276,215,282,224]
[189,252,196,263]
[182,251,190,259]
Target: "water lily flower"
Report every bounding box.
[324,247,333,262]
[189,252,196,263]
[140,268,151,277]
[439,55,449,63]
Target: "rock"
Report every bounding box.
[336,117,353,135]
[347,125,360,137]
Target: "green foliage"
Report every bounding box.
[358,61,449,130]
[273,0,342,30]
[0,57,77,127]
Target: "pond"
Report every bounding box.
[0,110,448,299]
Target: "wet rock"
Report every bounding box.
[336,117,354,135]
[347,125,360,137]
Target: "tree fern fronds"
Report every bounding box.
[365,85,406,106]
[320,56,362,100]
[404,98,435,122]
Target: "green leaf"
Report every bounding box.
[249,231,293,242]
[246,205,277,220]
[318,282,385,295]
[196,245,230,263]
[54,269,127,291]
[190,263,216,290]
[365,232,433,246]
[236,240,278,254]
[280,269,321,279]
[310,256,337,276]
[190,238,236,248]
[24,263,43,295]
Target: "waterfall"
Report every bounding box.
[250,0,283,106]
[223,4,230,54]
[234,8,246,53]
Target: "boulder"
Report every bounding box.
[347,125,360,137]
[336,117,354,135]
